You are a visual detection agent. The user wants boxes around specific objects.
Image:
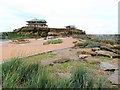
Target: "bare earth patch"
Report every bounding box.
[1,37,77,61]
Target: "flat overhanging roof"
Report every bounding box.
[27,18,47,23]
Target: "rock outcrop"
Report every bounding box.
[108,70,120,85]
[100,62,118,71]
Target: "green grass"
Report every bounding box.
[4,32,31,39]
[47,60,98,74]
[22,53,56,64]
[47,39,63,44]
[70,66,96,88]
[2,31,42,40]
[76,61,98,69]
[95,56,113,61]
[2,58,50,88]
[96,76,107,89]
[75,41,100,48]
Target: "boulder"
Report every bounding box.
[84,57,100,64]
[111,45,120,49]
[91,47,100,51]
[100,46,120,54]
[79,54,91,59]
[100,46,113,52]
[79,50,97,56]
[96,50,113,57]
[108,70,120,85]
[100,62,118,71]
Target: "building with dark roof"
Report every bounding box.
[26,18,48,28]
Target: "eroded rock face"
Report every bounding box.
[100,62,118,71]
[100,46,120,54]
[78,50,97,56]
[108,70,120,85]
[111,45,120,50]
[96,50,113,57]
[84,57,100,64]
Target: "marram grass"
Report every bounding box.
[2,58,108,88]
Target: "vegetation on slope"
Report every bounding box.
[2,58,108,88]
[75,41,101,48]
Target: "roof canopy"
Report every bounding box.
[27,18,47,23]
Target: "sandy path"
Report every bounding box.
[0,37,77,61]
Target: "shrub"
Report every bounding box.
[75,41,100,48]
[47,39,63,44]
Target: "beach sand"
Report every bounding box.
[0,37,77,62]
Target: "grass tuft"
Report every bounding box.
[47,39,63,44]
[75,41,100,48]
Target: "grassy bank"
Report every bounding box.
[1,32,41,40]
[2,58,109,89]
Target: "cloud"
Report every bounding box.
[0,0,119,34]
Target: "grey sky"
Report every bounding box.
[0,0,119,34]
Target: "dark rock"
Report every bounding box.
[100,46,120,54]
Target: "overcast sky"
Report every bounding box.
[0,0,119,34]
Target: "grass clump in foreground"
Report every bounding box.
[75,41,100,48]
[2,58,108,88]
[2,58,49,88]
[47,39,63,44]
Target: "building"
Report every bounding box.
[26,18,48,28]
[65,25,76,29]
[14,18,86,36]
